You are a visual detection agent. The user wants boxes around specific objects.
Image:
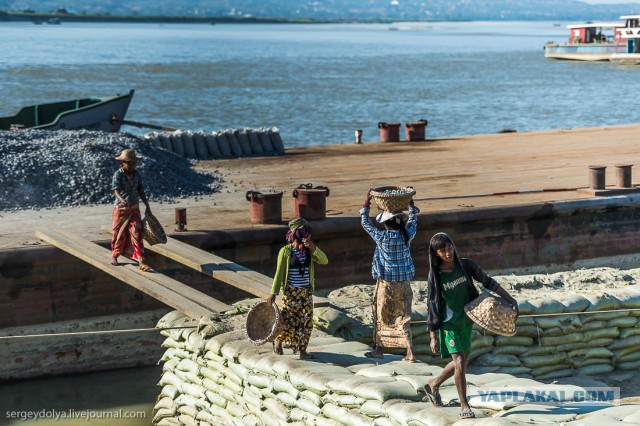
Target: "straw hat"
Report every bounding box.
[464,292,517,336]
[246,300,283,346]
[114,149,141,162]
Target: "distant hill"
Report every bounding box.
[1,0,639,21]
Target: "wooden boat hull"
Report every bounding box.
[0,89,134,132]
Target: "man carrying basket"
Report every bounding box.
[360,188,418,362]
[110,149,152,271]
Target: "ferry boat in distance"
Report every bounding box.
[611,15,640,64]
[544,21,627,61]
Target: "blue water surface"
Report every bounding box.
[1,21,638,146]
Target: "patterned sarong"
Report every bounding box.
[373,279,413,348]
[277,285,313,354]
[111,204,144,262]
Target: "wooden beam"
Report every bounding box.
[99,226,330,306]
[147,237,274,296]
[35,229,231,319]
[147,236,331,307]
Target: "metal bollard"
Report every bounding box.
[378,122,401,143]
[175,207,187,231]
[615,164,633,188]
[246,190,283,225]
[588,165,606,190]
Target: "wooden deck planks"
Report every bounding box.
[35,229,231,319]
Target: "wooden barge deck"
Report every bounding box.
[2,124,640,250]
[3,124,640,379]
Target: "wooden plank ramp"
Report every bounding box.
[35,229,231,319]
[100,226,329,307]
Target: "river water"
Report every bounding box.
[2,21,639,147]
[1,20,638,425]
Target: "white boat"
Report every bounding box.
[544,22,626,61]
[610,15,640,64]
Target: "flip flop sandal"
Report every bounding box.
[423,384,444,407]
[459,410,475,419]
[139,264,153,272]
[364,351,384,359]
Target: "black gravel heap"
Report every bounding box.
[0,129,223,211]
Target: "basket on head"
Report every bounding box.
[142,212,167,245]
[246,300,282,346]
[370,186,416,212]
[464,292,517,336]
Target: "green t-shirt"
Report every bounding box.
[439,264,474,330]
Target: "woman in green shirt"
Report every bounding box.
[267,217,328,360]
[424,233,518,419]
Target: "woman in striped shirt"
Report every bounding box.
[267,217,328,360]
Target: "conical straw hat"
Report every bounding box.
[246,300,283,346]
[464,292,517,336]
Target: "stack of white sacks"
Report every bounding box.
[152,304,640,426]
[143,127,285,159]
[316,286,640,380]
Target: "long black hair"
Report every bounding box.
[428,232,455,272]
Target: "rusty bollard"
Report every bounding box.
[588,165,606,190]
[246,190,283,225]
[405,119,428,141]
[293,183,330,221]
[615,164,633,188]
[175,208,187,231]
[378,122,401,143]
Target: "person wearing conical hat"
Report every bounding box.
[110,149,152,271]
[267,217,328,360]
[424,232,518,420]
[360,189,419,363]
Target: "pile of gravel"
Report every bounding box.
[0,129,223,211]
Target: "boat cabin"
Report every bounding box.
[567,22,624,44]
[619,15,640,53]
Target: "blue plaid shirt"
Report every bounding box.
[360,205,419,282]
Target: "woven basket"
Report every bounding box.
[464,292,517,336]
[246,300,283,346]
[370,186,416,212]
[142,212,167,246]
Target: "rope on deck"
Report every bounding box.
[0,325,197,340]
[3,308,640,340]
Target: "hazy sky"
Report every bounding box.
[581,0,640,3]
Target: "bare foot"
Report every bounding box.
[110,257,118,266]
